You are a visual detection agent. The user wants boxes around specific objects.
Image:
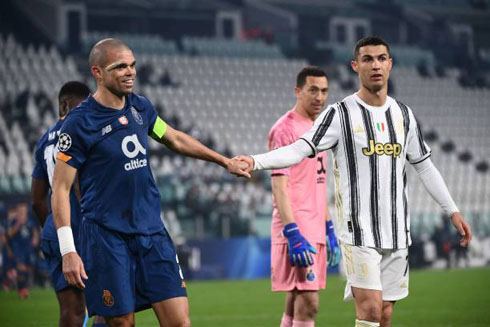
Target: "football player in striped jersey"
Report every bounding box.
[235,36,471,327]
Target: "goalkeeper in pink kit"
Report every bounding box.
[269,66,340,327]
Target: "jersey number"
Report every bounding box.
[43,144,59,187]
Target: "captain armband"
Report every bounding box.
[152,116,167,139]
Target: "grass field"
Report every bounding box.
[1,268,489,326]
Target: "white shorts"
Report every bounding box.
[342,242,409,302]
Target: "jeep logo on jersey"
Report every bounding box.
[362,140,402,157]
[131,107,143,125]
[57,133,72,152]
[121,134,148,171]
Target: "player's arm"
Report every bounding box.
[236,138,314,173]
[237,106,339,172]
[271,175,296,226]
[51,160,88,288]
[412,158,472,247]
[150,117,250,177]
[272,175,316,268]
[31,222,40,248]
[31,178,49,227]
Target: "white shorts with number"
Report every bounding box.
[342,242,409,302]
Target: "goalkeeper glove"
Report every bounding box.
[326,220,341,267]
[283,222,317,267]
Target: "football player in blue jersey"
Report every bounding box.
[4,203,39,299]
[50,39,249,327]
[32,81,107,327]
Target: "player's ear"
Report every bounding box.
[91,65,103,80]
[59,99,69,117]
[294,86,301,98]
[350,60,358,73]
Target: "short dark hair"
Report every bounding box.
[296,66,327,88]
[353,36,390,60]
[58,81,91,101]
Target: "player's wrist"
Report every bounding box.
[57,226,77,256]
[326,220,335,235]
[283,222,299,237]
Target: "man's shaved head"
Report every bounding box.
[89,38,131,68]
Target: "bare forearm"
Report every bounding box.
[168,131,228,167]
[324,203,332,222]
[51,188,72,229]
[271,177,295,226]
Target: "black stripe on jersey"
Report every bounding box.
[414,117,428,157]
[312,107,336,147]
[299,138,317,158]
[358,103,381,248]
[397,101,410,148]
[402,166,409,248]
[410,154,431,165]
[386,108,398,249]
[339,101,362,245]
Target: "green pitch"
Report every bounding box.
[1,268,489,326]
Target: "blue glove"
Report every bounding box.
[283,222,317,267]
[326,220,341,267]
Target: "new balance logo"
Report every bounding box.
[102,125,112,135]
[121,134,147,171]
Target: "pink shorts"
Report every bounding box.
[271,243,327,292]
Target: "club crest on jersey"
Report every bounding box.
[102,290,114,307]
[362,140,402,158]
[354,124,365,133]
[57,133,72,152]
[118,115,128,125]
[306,269,316,282]
[131,107,143,125]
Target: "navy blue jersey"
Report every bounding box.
[57,94,163,235]
[32,119,82,242]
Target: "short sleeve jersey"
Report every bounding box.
[32,119,82,243]
[269,110,327,245]
[57,94,163,235]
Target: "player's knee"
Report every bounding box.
[305,299,319,318]
[164,317,191,327]
[107,315,134,327]
[59,308,85,327]
[296,294,319,319]
[359,303,382,322]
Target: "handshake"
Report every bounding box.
[225,155,255,178]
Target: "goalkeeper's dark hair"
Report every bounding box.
[296,66,327,88]
[58,81,91,101]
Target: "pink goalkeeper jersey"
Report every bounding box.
[269,109,327,245]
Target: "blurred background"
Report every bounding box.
[0,0,489,293]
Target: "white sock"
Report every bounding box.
[355,319,380,327]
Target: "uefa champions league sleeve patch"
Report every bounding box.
[57,133,72,152]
